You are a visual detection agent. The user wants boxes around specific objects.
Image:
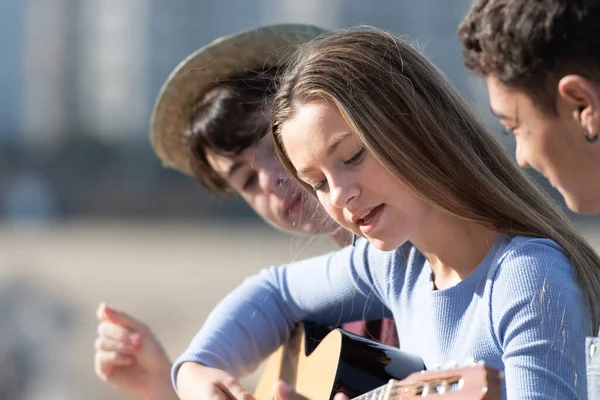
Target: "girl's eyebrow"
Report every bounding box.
[325,131,353,156]
[297,131,353,175]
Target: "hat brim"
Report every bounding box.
[150,24,327,176]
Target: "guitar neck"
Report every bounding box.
[353,384,389,400]
[352,364,503,400]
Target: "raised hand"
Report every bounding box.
[94,303,177,400]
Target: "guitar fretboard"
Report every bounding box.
[351,376,462,399]
[353,382,391,400]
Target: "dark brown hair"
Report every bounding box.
[187,69,278,197]
[459,0,600,113]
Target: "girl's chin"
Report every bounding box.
[371,242,397,251]
[364,236,403,252]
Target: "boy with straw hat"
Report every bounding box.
[94,24,397,400]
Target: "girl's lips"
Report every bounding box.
[358,204,385,235]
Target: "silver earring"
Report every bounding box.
[585,129,598,143]
[351,233,357,246]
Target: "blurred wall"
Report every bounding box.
[1,0,524,225]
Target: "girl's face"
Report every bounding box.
[279,101,433,251]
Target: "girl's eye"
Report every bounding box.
[311,148,365,193]
[344,148,365,165]
[312,179,327,193]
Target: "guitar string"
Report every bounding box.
[352,377,467,399]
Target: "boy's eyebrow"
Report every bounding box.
[226,161,244,178]
[490,106,511,121]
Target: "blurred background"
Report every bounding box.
[1,0,598,399]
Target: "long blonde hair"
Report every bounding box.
[272,27,600,334]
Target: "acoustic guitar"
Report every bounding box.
[253,323,502,399]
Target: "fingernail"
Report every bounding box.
[96,303,106,319]
[128,333,141,345]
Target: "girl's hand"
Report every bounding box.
[177,362,256,400]
[273,381,350,400]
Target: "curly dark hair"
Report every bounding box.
[458,0,600,113]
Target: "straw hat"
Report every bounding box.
[150,24,327,176]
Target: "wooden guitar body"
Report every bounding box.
[253,323,425,400]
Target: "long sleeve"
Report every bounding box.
[491,239,591,399]
[172,238,398,386]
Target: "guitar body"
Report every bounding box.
[253,323,425,400]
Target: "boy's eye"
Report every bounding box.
[242,174,257,190]
[502,127,515,136]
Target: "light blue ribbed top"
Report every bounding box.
[174,235,591,399]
